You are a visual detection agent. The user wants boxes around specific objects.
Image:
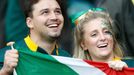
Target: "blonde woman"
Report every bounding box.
[73,8,128,71]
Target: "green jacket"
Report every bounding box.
[0,36,71,69]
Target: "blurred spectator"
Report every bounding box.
[0,0,7,48]
[5,0,28,43]
[67,0,94,28]
[0,0,28,49]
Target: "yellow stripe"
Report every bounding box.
[24,36,38,52]
[56,45,59,55]
[113,57,121,61]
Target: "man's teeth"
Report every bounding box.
[48,24,58,27]
[50,24,57,26]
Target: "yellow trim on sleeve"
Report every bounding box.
[24,36,38,52]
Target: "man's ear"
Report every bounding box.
[80,41,88,51]
[26,17,34,29]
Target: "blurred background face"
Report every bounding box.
[81,18,114,60]
[27,0,64,39]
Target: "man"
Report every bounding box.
[0,0,70,75]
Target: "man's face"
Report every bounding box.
[27,0,64,39]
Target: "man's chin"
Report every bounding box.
[50,34,60,39]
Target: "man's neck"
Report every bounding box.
[39,41,56,54]
[30,34,57,54]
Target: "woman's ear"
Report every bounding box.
[80,41,88,51]
[26,17,34,29]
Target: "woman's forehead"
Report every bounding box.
[83,18,110,31]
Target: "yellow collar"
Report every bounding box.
[24,36,38,52]
[24,36,59,55]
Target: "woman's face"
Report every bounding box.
[81,18,114,61]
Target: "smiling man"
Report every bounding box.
[0,0,70,75]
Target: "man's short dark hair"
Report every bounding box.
[20,0,64,18]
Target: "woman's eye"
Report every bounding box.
[91,33,97,37]
[105,31,112,35]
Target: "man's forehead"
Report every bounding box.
[33,0,60,8]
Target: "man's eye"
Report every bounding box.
[43,11,49,14]
[41,10,49,15]
[55,10,62,14]
[44,10,49,13]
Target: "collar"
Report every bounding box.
[24,35,38,52]
[24,35,59,55]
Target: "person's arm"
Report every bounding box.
[0,68,10,75]
[0,49,18,75]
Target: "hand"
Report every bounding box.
[108,60,128,71]
[1,49,19,74]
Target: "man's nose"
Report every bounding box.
[50,12,57,20]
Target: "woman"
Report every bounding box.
[73,8,127,71]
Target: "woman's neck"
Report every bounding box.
[91,53,115,62]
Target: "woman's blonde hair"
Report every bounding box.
[73,9,123,60]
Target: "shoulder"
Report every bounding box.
[58,48,71,57]
[122,58,134,68]
[14,39,26,48]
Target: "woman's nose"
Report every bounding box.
[99,33,106,41]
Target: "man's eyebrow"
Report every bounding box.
[55,7,61,9]
[39,7,61,12]
[40,8,48,13]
